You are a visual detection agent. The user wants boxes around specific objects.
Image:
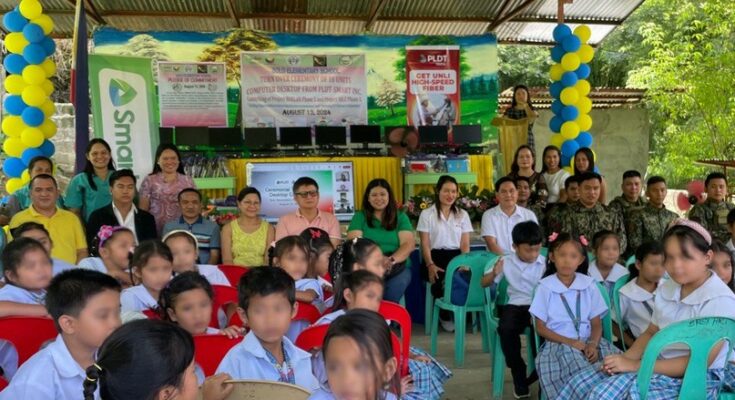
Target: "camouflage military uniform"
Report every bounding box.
[627,203,678,254]
[546,202,572,235]
[520,202,546,237]
[688,200,735,243]
[560,202,627,254]
[608,195,646,225]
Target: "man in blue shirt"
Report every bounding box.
[162,188,221,264]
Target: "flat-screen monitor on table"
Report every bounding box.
[452,125,482,144]
[209,127,244,147]
[279,127,312,147]
[418,125,449,144]
[158,127,174,144]
[349,125,382,144]
[175,127,209,146]
[244,128,278,149]
[315,126,347,146]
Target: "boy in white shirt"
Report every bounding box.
[482,221,545,398]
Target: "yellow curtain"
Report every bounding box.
[493,117,528,176]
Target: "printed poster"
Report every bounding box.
[406,45,461,129]
[157,61,228,127]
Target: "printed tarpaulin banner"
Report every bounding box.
[157,61,228,127]
[240,52,367,128]
[405,46,461,130]
[89,54,158,181]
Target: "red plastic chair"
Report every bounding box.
[379,301,411,377]
[293,301,321,325]
[211,285,239,328]
[193,334,244,377]
[142,308,161,320]
[217,265,249,287]
[0,376,7,391]
[0,316,57,365]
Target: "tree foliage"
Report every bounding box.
[497,44,551,91]
[198,29,277,84]
[375,79,404,116]
[393,36,470,83]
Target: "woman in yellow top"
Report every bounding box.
[220,187,274,267]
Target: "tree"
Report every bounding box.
[120,34,170,80]
[497,44,551,91]
[374,79,405,116]
[393,36,470,83]
[51,39,73,103]
[198,29,277,85]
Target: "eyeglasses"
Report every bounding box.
[295,190,319,198]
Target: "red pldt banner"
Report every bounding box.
[405,45,461,134]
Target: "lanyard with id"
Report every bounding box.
[560,291,582,340]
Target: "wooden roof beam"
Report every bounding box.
[365,0,388,31]
[224,0,241,27]
[487,0,539,32]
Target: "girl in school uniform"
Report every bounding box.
[589,230,629,300]
[120,240,174,313]
[559,219,735,400]
[77,225,136,287]
[11,222,76,277]
[711,240,735,292]
[530,232,620,400]
[300,228,336,300]
[615,241,666,349]
[163,230,229,286]
[309,310,401,400]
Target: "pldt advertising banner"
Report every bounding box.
[157,61,228,127]
[240,52,367,128]
[405,46,461,129]
[89,54,158,181]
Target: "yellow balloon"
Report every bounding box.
[550,63,564,81]
[576,96,593,114]
[21,169,31,184]
[563,166,575,175]
[561,53,581,72]
[41,59,56,77]
[573,25,592,44]
[560,87,579,106]
[2,116,26,137]
[6,178,25,195]
[19,0,43,20]
[21,127,44,147]
[31,14,54,35]
[561,121,580,139]
[41,80,55,96]
[41,100,56,118]
[2,137,26,158]
[40,119,57,138]
[591,149,597,162]
[22,65,47,85]
[5,75,28,95]
[22,85,47,107]
[577,114,593,131]
[5,32,29,55]
[575,80,591,96]
[551,134,564,148]
[578,44,594,63]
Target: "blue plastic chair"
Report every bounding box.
[637,317,735,400]
[429,250,498,367]
[611,276,631,350]
[625,255,636,268]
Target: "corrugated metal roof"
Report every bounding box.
[499,87,646,109]
[0,0,643,44]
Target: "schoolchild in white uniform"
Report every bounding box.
[589,230,629,301]
[529,233,620,400]
[120,240,173,313]
[711,240,735,292]
[10,222,76,277]
[559,219,735,400]
[0,268,122,400]
[78,225,136,288]
[216,266,319,392]
[481,221,545,398]
[163,230,229,286]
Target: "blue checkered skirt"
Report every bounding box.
[535,339,621,400]
[402,346,453,400]
[577,368,724,400]
[723,362,735,393]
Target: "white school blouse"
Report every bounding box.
[120,284,158,313]
[287,278,325,342]
[486,253,545,306]
[588,262,629,288]
[416,205,473,250]
[216,331,319,392]
[618,279,655,338]
[0,335,99,400]
[52,258,75,276]
[651,272,735,368]
[195,264,230,286]
[529,273,608,341]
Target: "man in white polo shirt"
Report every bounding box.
[481,177,538,255]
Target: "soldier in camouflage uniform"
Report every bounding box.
[546,175,580,235]
[627,176,678,255]
[608,170,646,226]
[514,176,545,227]
[559,172,627,254]
[688,172,735,243]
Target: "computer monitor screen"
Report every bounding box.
[452,125,482,144]
[349,125,382,143]
[244,128,278,149]
[158,127,174,144]
[175,127,209,146]
[418,125,449,144]
[209,127,243,147]
[279,127,312,146]
[315,126,347,146]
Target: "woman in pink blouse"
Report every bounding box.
[139,144,196,233]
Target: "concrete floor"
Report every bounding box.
[410,324,540,400]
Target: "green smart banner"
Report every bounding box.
[89,54,158,181]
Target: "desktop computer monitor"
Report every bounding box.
[315,126,347,146]
[244,127,278,149]
[279,127,312,147]
[418,125,449,145]
[175,127,209,146]
[209,127,244,147]
[452,125,482,144]
[158,127,174,144]
[349,125,382,144]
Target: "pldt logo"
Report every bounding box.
[419,54,448,65]
[108,78,137,107]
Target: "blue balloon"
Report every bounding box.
[561,106,579,122]
[22,23,45,43]
[561,139,581,156]
[4,53,28,75]
[21,148,44,166]
[2,10,28,32]
[549,82,563,99]
[39,140,55,157]
[549,116,563,133]
[576,131,593,148]
[550,100,564,115]
[594,166,600,174]
[23,43,46,64]
[561,154,572,167]
[562,35,581,53]
[550,45,565,63]
[575,64,591,80]
[553,24,572,42]
[21,106,45,127]
[4,95,28,116]
[561,71,578,87]
[3,157,26,178]
[41,37,56,57]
